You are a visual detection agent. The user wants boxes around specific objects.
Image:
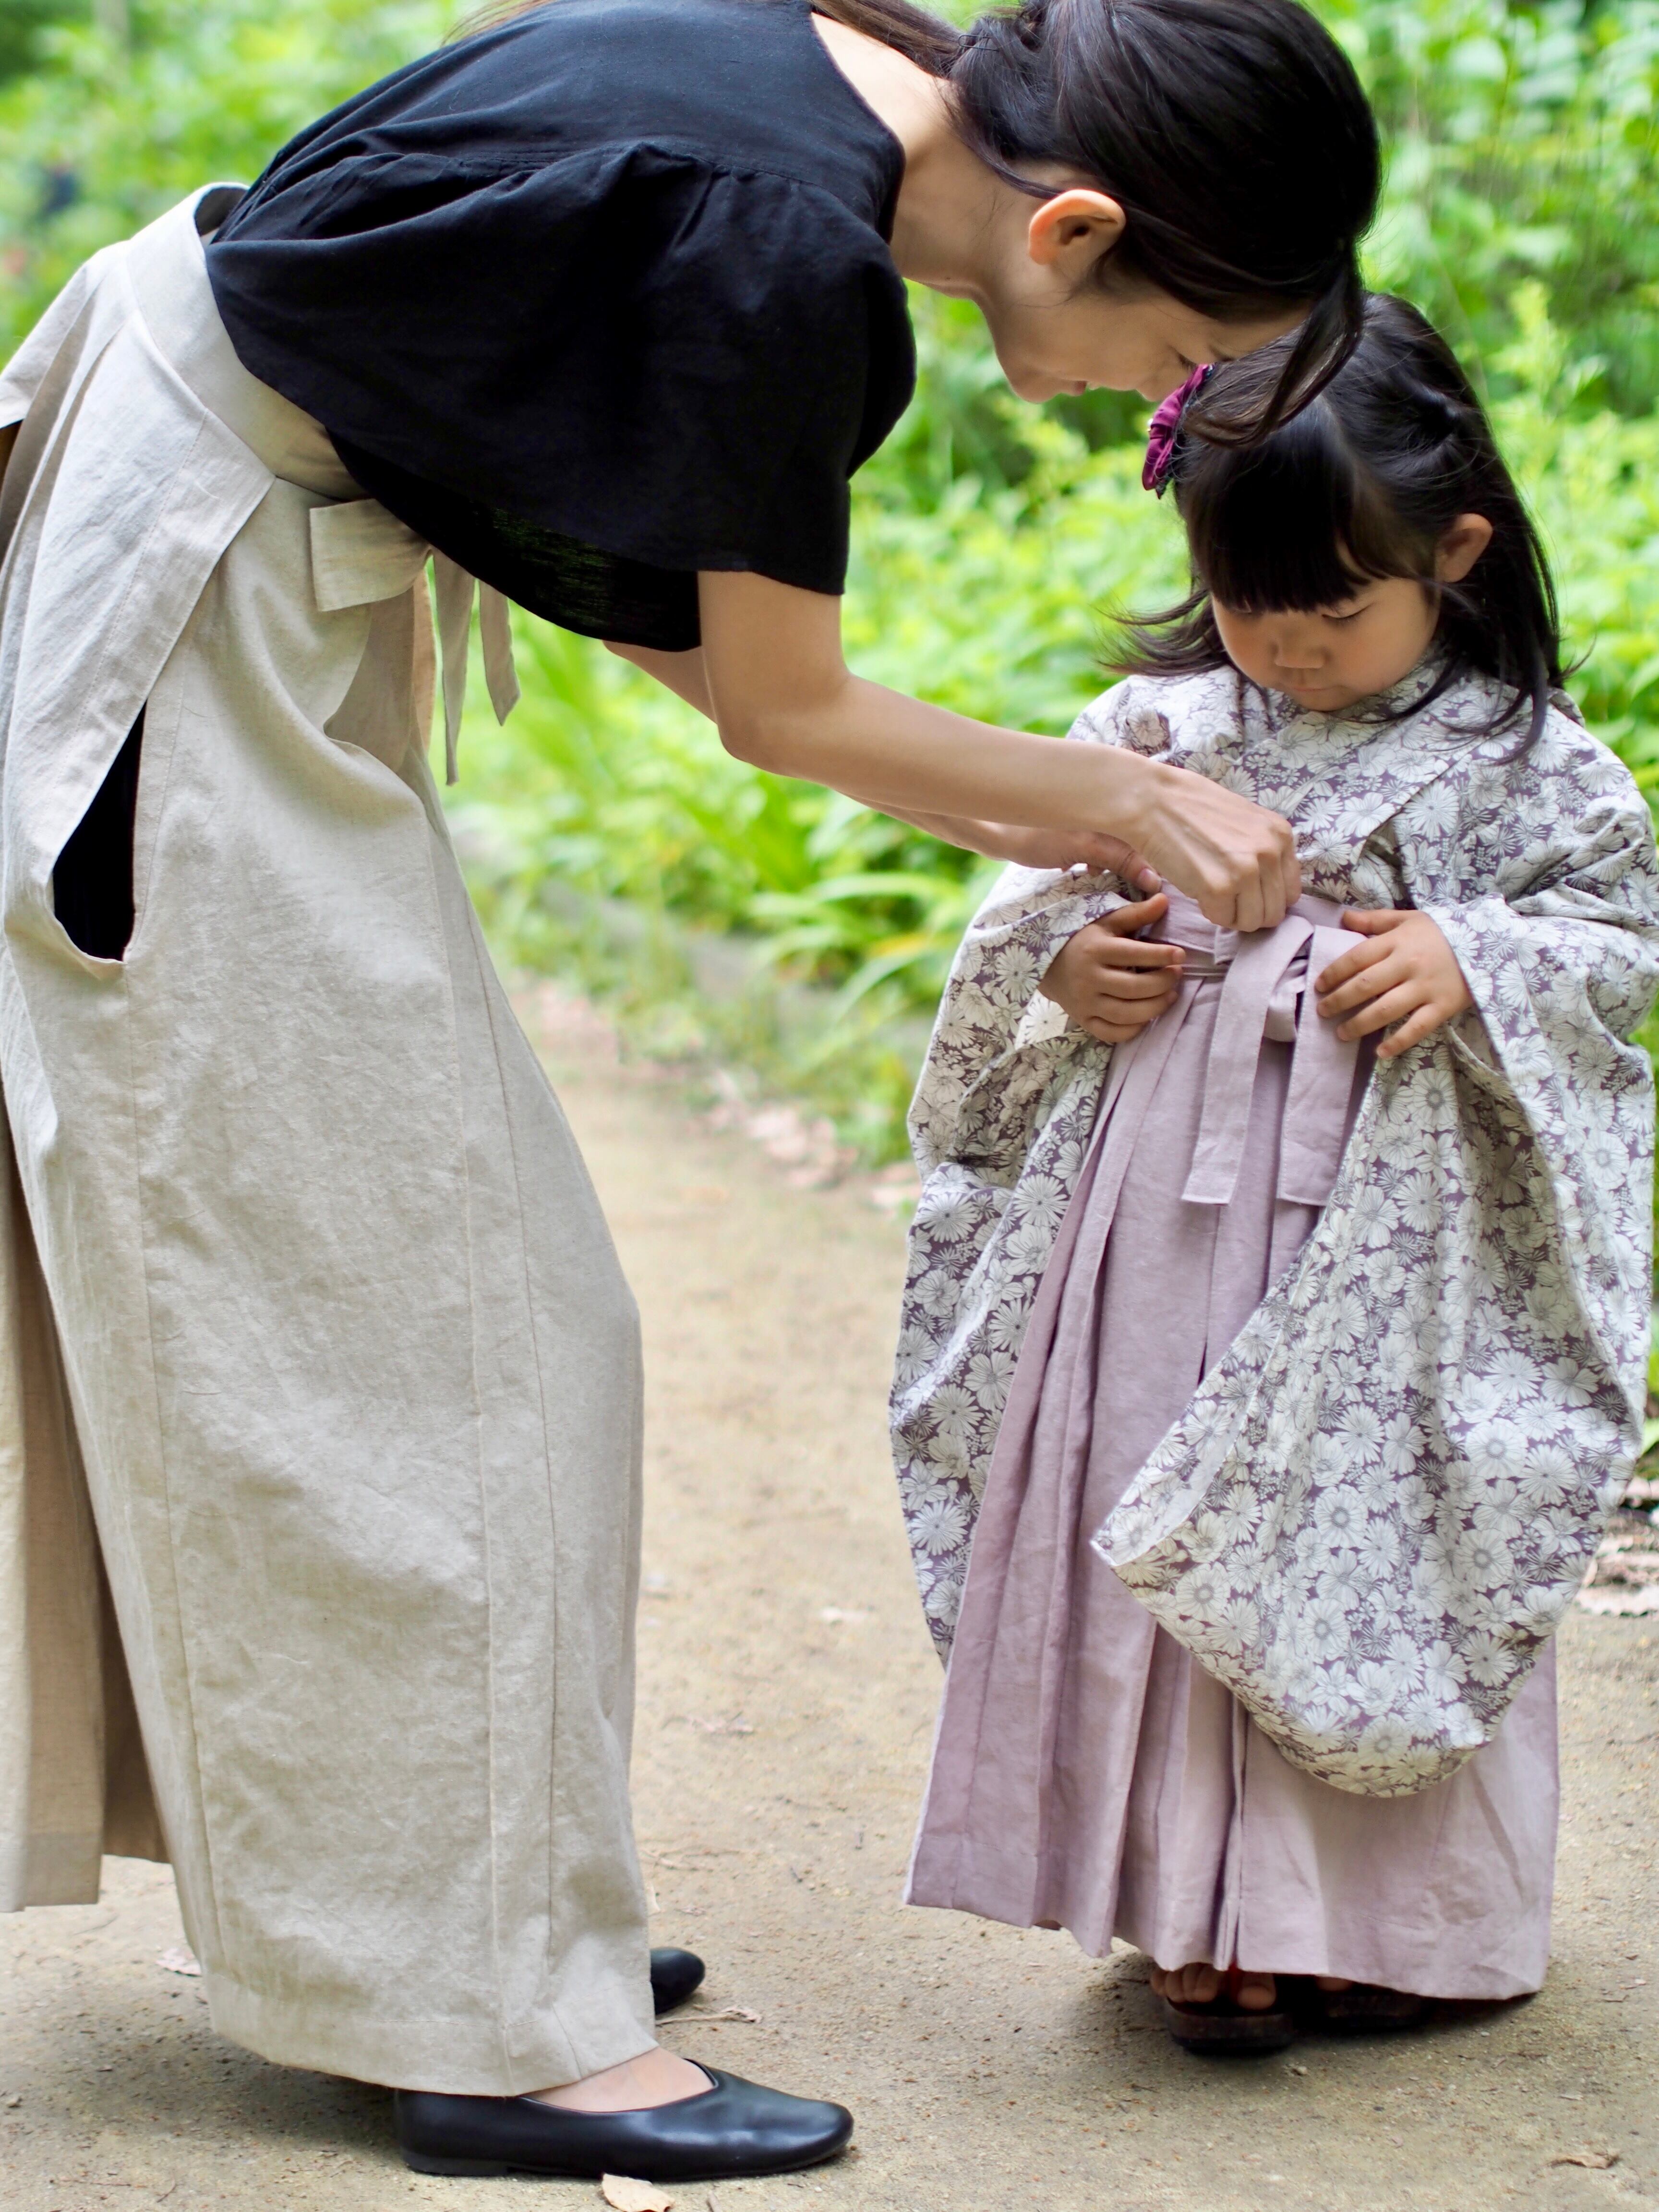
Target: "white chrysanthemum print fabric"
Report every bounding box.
[890,664,1659,1795]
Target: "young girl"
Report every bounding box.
[890,295,1659,2052]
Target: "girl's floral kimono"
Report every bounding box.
[890,665,1659,1987]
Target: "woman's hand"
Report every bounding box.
[1118,758,1300,934]
[963,823,1161,880]
[1314,908,1473,1058]
[1039,894,1184,1044]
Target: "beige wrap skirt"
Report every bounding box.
[0,189,656,2092]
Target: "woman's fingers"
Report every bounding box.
[1133,763,1300,930]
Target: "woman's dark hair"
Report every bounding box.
[1119,293,1563,745]
[454,0,1379,441]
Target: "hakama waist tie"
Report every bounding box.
[1081,887,1363,1291]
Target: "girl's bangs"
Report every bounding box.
[1181,406,1421,613]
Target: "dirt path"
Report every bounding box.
[4,998,1657,2212]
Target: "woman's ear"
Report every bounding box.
[1435,512,1494,585]
[1026,188,1127,277]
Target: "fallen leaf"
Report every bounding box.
[156,1946,201,1977]
[1551,2151,1618,2169]
[600,2176,674,2211]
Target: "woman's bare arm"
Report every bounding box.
[607,634,1131,873]
[631,572,1300,928]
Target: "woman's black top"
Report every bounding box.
[207,0,914,649]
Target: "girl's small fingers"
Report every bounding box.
[1340,906,1404,936]
[1097,892,1170,936]
[1103,989,1179,1022]
[1336,983,1427,1041]
[1317,959,1410,1020]
[1094,936,1185,970]
[1376,1002,1454,1059]
[1084,993,1175,1043]
[1093,966,1181,1001]
[1315,937,1392,996]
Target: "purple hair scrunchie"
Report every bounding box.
[1142,363,1214,494]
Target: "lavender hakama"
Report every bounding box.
[908,893,1556,1997]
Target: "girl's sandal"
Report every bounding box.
[1158,1969,1301,2057]
[1308,1982,1430,2033]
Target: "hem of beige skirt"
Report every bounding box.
[0,1828,106,1912]
[204,1970,659,2094]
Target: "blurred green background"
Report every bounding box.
[5,0,1659,1174]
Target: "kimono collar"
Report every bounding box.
[1221,659,1515,897]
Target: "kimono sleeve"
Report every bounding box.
[908,677,1170,1177]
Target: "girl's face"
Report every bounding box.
[1210,516,1495,713]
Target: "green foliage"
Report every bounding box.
[5,0,1659,1160]
[1351,0,1659,415]
[0,0,441,347]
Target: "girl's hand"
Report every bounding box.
[1314,908,1473,1058]
[1039,894,1184,1044]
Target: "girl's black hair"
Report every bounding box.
[455,0,1379,443]
[1119,294,1564,745]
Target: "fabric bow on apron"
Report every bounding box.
[310,506,519,785]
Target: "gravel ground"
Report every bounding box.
[2,995,1656,2212]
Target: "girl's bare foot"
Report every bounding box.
[1150,1963,1355,2011]
[530,2047,712,2112]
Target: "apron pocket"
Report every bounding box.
[53,707,143,959]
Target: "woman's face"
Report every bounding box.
[962,186,1300,404]
[982,284,1294,405]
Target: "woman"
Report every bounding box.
[0,0,1378,2182]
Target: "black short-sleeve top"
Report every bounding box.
[206,0,914,649]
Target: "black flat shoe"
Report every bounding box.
[649,1945,706,2015]
[395,2068,854,2181]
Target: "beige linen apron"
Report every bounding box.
[0,188,655,2092]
